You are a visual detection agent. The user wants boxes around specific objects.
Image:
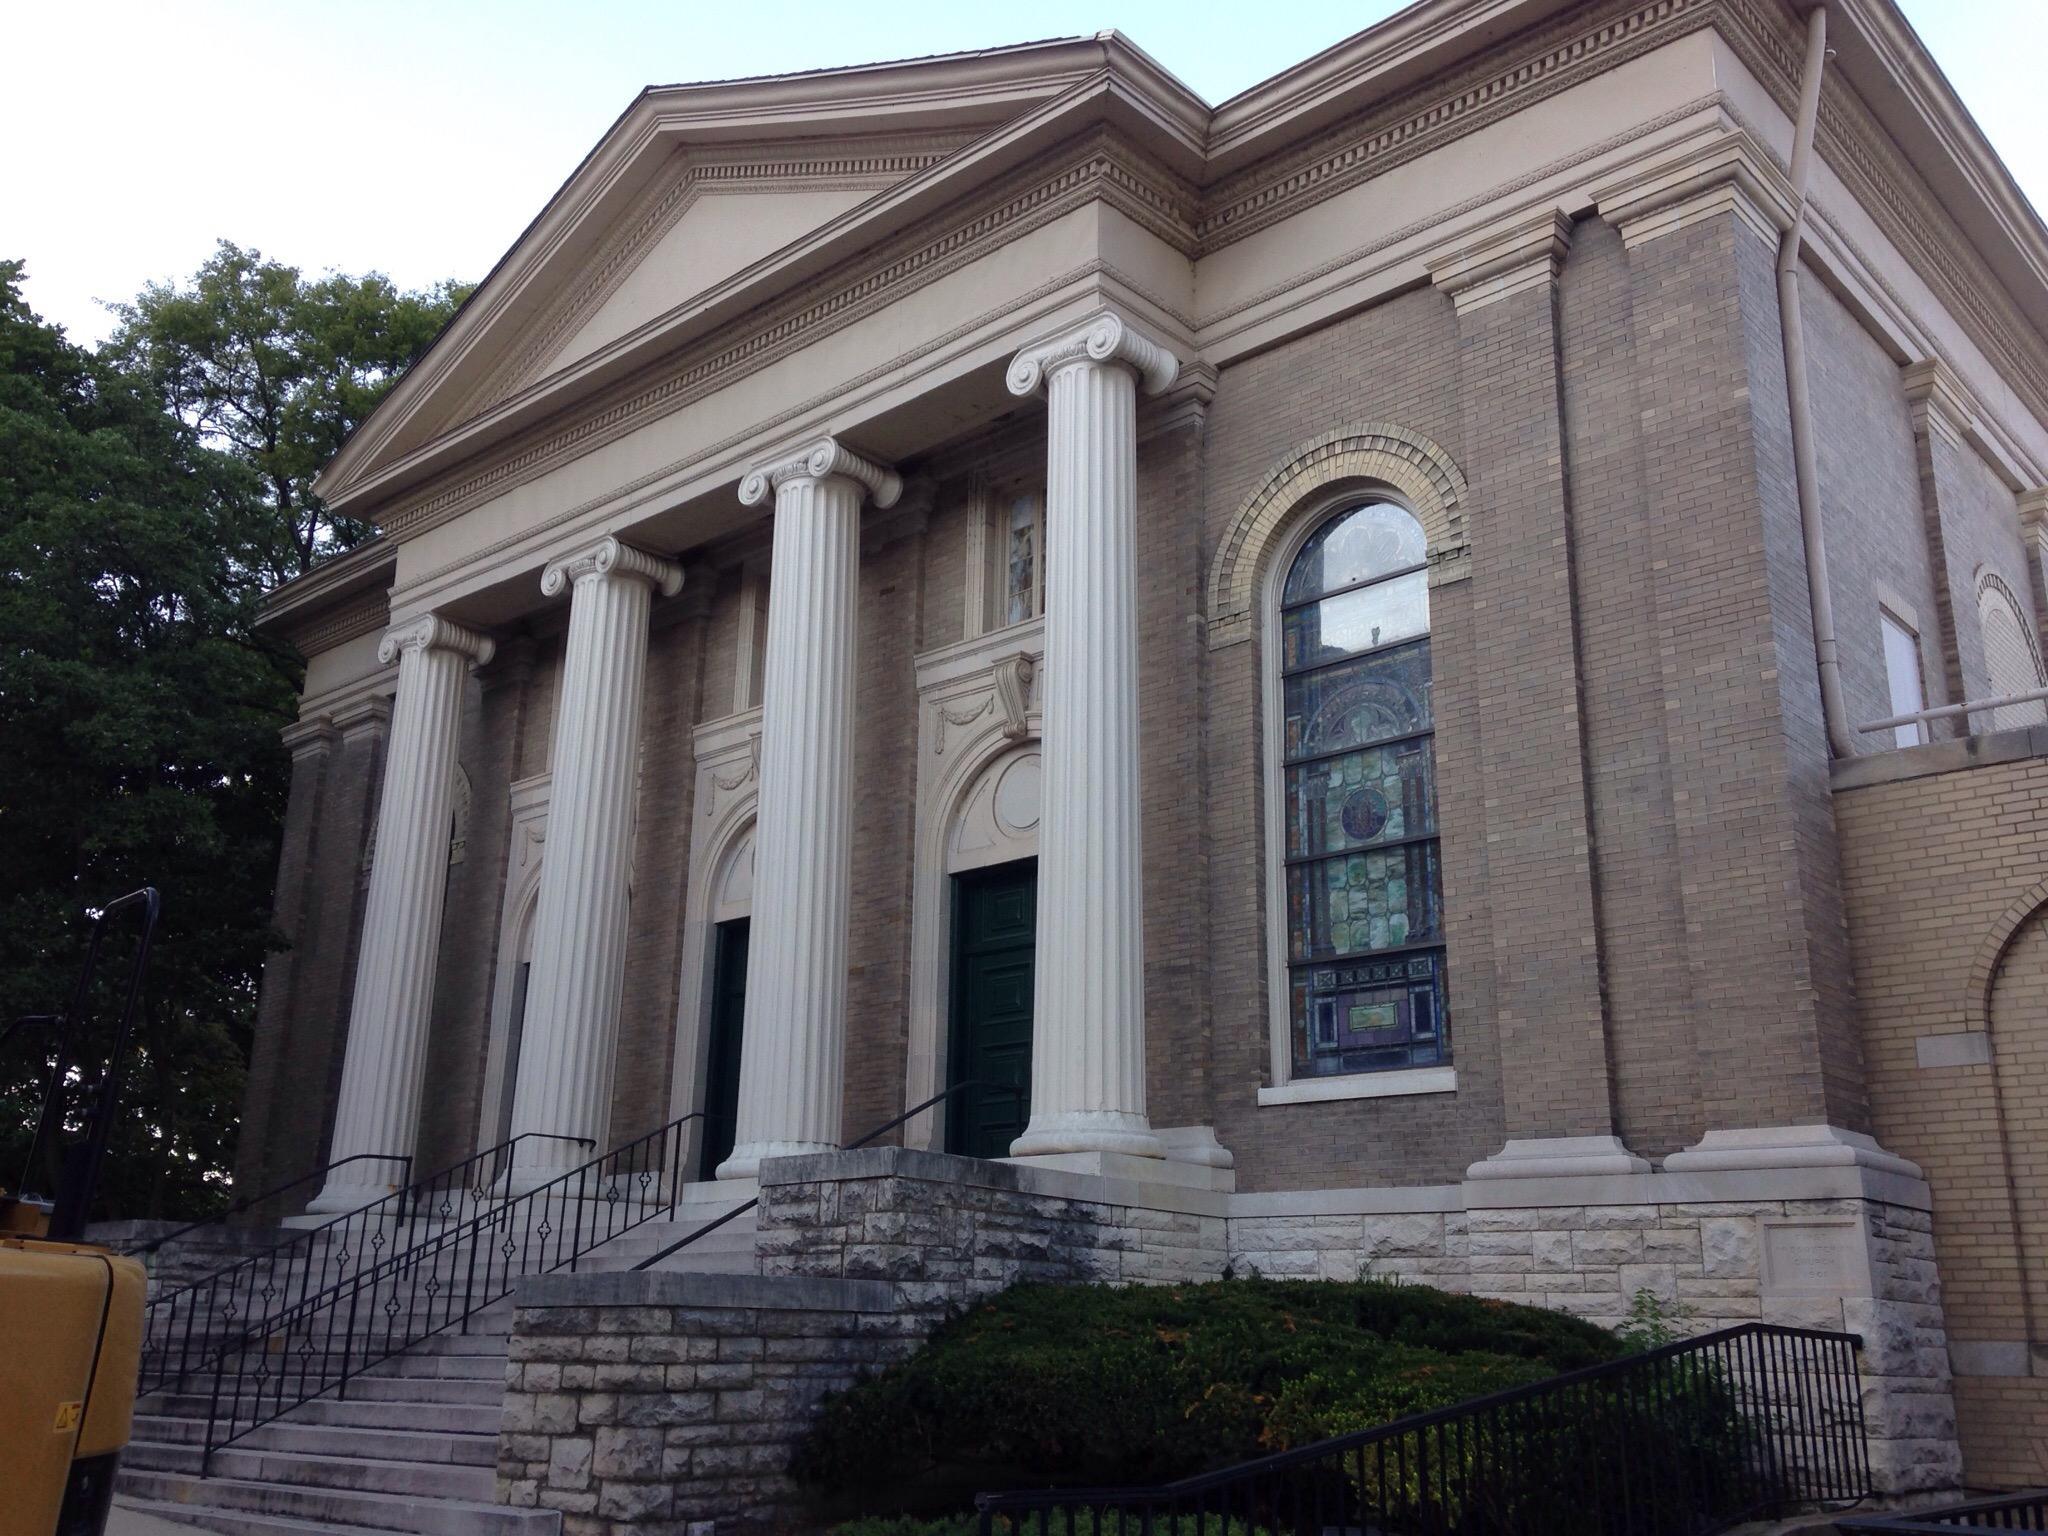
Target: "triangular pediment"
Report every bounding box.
[319,39,1166,503]
[439,136,968,438]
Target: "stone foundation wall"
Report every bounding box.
[758,1146,1227,1308]
[501,1146,1960,1531]
[1230,1188,1955,1493]
[497,1271,916,1535]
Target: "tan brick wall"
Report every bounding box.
[251,201,2025,1270]
[1837,741,2048,1488]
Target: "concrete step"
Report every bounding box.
[130,1419,498,1469]
[367,1350,507,1381]
[263,1397,505,1436]
[113,1473,556,1536]
[201,1446,499,1501]
[146,1372,502,1419]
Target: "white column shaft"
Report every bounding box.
[509,538,680,1187]
[1006,312,1176,1159]
[718,439,898,1180]
[310,618,489,1215]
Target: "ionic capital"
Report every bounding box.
[738,437,902,510]
[378,613,496,669]
[541,535,685,600]
[1006,310,1179,399]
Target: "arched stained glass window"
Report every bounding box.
[1278,501,1447,1078]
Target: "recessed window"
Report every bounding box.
[1276,501,1447,1079]
[1879,609,1927,748]
[1001,490,1044,627]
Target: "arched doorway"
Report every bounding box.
[698,826,754,1179]
[936,745,1040,1156]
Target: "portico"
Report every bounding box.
[241,7,2048,1489]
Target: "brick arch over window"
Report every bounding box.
[1207,424,1470,649]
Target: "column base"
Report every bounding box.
[303,1180,394,1219]
[1661,1123,1924,1178]
[717,1139,837,1182]
[1010,1110,1164,1161]
[1464,1135,1653,1181]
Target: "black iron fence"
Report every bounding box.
[195,1112,698,1472]
[138,1128,594,1396]
[977,1323,1869,1536]
[1841,1494,2048,1531]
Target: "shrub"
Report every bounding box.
[794,1278,1619,1517]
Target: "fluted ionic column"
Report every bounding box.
[717,439,900,1180]
[309,616,494,1215]
[506,536,682,1189]
[1005,311,1177,1160]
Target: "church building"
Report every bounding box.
[238,0,2048,1489]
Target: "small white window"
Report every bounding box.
[1879,610,1926,748]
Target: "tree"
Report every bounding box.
[106,241,471,583]
[0,259,296,1219]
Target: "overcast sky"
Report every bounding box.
[6,0,2042,346]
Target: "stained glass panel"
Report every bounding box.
[1282,502,1427,603]
[1283,639,1433,759]
[1279,502,1447,1080]
[1281,572,1429,669]
[1285,740,1436,859]
[1005,493,1040,625]
[1285,843,1442,962]
[1290,951,1446,1076]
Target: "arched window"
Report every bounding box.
[1274,500,1447,1081]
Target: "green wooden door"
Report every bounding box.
[947,860,1036,1159]
[699,918,749,1181]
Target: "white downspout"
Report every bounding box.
[1779,4,1854,757]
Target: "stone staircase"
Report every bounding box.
[116,1190,759,1536]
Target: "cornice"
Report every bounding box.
[1198,0,1720,251]
[320,0,2048,600]
[1707,0,2048,436]
[540,535,686,598]
[290,587,390,658]
[738,437,903,509]
[374,128,1194,549]
[256,537,396,636]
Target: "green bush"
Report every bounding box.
[795,1278,1620,1517]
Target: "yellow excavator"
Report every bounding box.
[2,890,159,1536]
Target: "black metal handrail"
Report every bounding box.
[194,1112,702,1473]
[630,1077,1024,1271]
[122,1151,415,1256]
[137,1127,595,1396]
[1840,1493,2048,1531]
[977,1322,1871,1536]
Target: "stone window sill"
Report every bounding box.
[1257,1066,1457,1106]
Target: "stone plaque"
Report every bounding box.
[1759,1218,1872,1298]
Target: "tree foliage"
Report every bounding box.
[107,241,471,582]
[0,249,468,1220]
